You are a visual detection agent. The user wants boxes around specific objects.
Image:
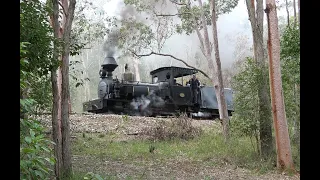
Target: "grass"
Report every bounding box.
[71,128,285,173]
[69,117,300,179]
[69,171,133,180]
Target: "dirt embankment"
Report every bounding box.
[38,113,220,135]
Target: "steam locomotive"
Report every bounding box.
[83,56,234,119]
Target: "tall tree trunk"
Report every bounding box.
[59,0,72,115]
[210,0,230,141]
[293,84,300,154]
[133,57,141,81]
[285,0,290,26]
[194,0,229,141]
[265,0,294,170]
[51,71,63,179]
[298,0,300,25]
[60,0,76,178]
[69,96,72,113]
[292,84,298,141]
[50,0,63,178]
[245,0,273,158]
[84,50,90,101]
[293,0,297,24]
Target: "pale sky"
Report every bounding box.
[101,0,293,68]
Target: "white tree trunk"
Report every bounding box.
[196,0,230,141]
[210,0,230,141]
[133,57,141,81]
[298,0,300,25]
[293,0,297,24]
[84,50,91,101]
[285,0,290,26]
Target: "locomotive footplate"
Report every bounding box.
[83,99,104,113]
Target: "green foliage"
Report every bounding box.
[280,22,300,85]
[230,21,300,160]
[20,42,31,90]
[70,0,109,56]
[176,3,211,35]
[124,0,155,12]
[280,22,300,136]
[216,0,239,15]
[20,0,56,76]
[119,0,175,55]
[20,0,55,112]
[20,73,55,180]
[20,40,55,180]
[176,0,239,35]
[68,0,111,95]
[30,77,53,113]
[231,57,264,140]
[119,20,154,54]
[20,118,56,180]
[20,98,37,115]
[124,0,238,36]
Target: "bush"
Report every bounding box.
[20,117,55,180]
[142,116,203,141]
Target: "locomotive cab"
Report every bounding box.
[150,67,198,108]
[150,66,234,117]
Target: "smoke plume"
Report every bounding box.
[104,0,158,57]
[119,4,140,21]
[103,3,144,57]
[103,28,120,57]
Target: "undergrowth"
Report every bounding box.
[70,116,300,178]
[141,116,203,141]
[72,131,300,175]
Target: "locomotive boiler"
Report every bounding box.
[83,56,234,119]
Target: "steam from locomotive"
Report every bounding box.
[130,90,166,116]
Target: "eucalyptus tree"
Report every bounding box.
[49,0,77,178]
[245,0,273,158]
[265,0,294,170]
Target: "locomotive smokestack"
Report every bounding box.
[102,56,118,73]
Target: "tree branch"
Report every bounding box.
[169,0,190,6]
[155,0,192,17]
[130,50,210,79]
[63,0,76,41]
[155,13,191,17]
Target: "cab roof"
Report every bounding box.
[150,66,198,78]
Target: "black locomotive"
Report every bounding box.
[83,56,234,119]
